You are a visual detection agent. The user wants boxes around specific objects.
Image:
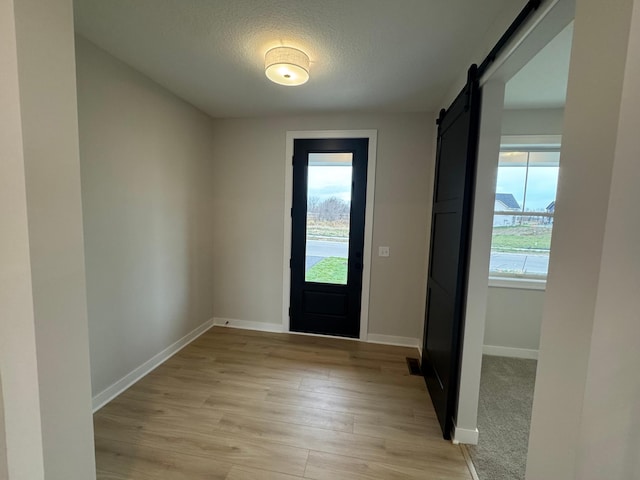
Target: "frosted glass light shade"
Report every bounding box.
[265,47,310,86]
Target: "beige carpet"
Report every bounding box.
[467,355,537,480]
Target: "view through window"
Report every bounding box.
[490,148,560,279]
[305,153,353,284]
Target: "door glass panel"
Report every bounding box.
[305,152,353,284]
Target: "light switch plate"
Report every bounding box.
[378,246,390,257]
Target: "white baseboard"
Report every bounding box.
[214,318,420,352]
[213,317,283,333]
[483,344,539,360]
[285,330,361,342]
[452,424,479,445]
[213,317,422,357]
[92,318,214,412]
[366,334,420,350]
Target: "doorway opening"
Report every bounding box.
[282,131,377,341]
[290,138,368,337]
[466,20,573,480]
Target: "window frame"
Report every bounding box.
[489,135,562,288]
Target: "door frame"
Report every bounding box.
[452,0,575,444]
[282,130,377,341]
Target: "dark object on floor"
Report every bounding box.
[467,355,537,480]
[406,357,422,376]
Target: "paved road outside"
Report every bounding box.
[306,239,550,276]
[306,239,349,258]
[490,252,549,276]
[305,240,348,272]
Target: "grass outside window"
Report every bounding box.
[305,257,348,285]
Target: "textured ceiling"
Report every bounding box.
[504,22,573,110]
[74,0,523,118]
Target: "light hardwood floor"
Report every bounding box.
[94,327,473,479]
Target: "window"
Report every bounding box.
[490,140,560,282]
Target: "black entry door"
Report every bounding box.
[290,138,368,338]
[422,67,481,439]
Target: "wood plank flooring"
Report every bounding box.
[94,327,473,479]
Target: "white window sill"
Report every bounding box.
[488,276,546,291]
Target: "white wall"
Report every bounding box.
[0,0,45,476]
[576,2,640,475]
[484,286,544,353]
[501,108,564,136]
[75,37,216,398]
[526,0,637,477]
[7,0,97,478]
[211,113,433,340]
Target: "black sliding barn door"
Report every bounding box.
[422,67,481,439]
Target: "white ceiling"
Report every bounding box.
[504,22,573,110]
[74,0,522,118]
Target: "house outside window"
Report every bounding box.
[489,137,561,285]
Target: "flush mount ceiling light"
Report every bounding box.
[265,46,310,86]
